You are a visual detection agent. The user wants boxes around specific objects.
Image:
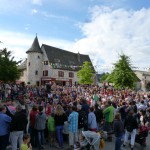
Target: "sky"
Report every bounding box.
[0,0,150,73]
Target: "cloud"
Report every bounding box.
[32,0,43,5]
[31,9,38,14]
[0,30,73,61]
[72,6,150,72]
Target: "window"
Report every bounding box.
[44,61,48,65]
[35,70,38,75]
[28,62,30,66]
[43,70,48,76]
[38,56,40,59]
[69,72,74,78]
[58,71,64,77]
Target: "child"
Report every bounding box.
[47,113,56,146]
[20,134,32,150]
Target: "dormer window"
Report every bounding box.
[44,61,48,65]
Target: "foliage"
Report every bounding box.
[100,73,110,83]
[0,48,21,82]
[77,61,95,84]
[108,54,138,89]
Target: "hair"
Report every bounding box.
[55,104,64,116]
[0,105,5,112]
[90,107,94,112]
[115,113,121,120]
[23,134,30,141]
[38,106,43,112]
[32,105,37,111]
[16,105,22,112]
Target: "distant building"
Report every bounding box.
[19,36,93,86]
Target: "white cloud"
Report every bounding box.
[71,6,150,72]
[0,30,73,61]
[31,9,38,14]
[32,0,43,5]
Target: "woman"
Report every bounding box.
[54,105,67,148]
[113,113,124,150]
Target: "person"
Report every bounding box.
[103,101,114,141]
[54,104,67,148]
[94,104,103,130]
[77,104,87,140]
[68,106,79,148]
[0,105,12,150]
[34,106,47,150]
[88,107,97,132]
[47,113,55,146]
[113,113,124,150]
[29,105,38,147]
[20,134,32,150]
[10,105,28,150]
[123,110,138,150]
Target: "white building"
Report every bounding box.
[19,36,93,86]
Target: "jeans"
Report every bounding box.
[115,136,123,150]
[56,125,63,147]
[36,130,45,150]
[0,134,9,150]
[29,127,37,147]
[124,129,136,147]
[10,131,23,150]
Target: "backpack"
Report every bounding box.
[78,111,87,129]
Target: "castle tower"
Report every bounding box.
[26,36,43,86]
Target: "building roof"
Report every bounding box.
[18,59,27,70]
[26,36,42,53]
[42,44,94,71]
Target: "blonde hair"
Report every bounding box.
[55,104,64,116]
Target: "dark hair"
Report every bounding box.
[0,105,5,112]
[38,106,43,112]
[32,105,37,111]
[23,134,30,141]
[90,107,94,112]
[71,106,76,111]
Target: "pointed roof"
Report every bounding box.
[26,36,42,53]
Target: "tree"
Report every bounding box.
[0,48,21,82]
[108,54,137,89]
[100,73,110,83]
[77,61,95,84]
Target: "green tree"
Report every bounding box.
[108,54,137,89]
[100,73,110,83]
[0,48,21,82]
[77,61,95,84]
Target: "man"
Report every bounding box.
[77,104,87,140]
[10,105,28,150]
[34,106,46,150]
[68,106,79,147]
[103,101,114,141]
[0,105,12,150]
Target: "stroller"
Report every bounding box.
[135,126,149,147]
[80,131,100,150]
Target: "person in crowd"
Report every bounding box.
[10,105,28,150]
[119,102,127,124]
[103,101,114,141]
[20,134,32,150]
[47,113,55,146]
[29,105,38,148]
[81,99,90,131]
[123,110,138,150]
[94,103,103,130]
[0,105,12,150]
[113,113,124,150]
[68,106,79,148]
[34,106,47,150]
[54,104,67,149]
[88,107,97,132]
[77,104,87,140]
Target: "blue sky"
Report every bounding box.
[0,0,150,72]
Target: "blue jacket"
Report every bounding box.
[0,112,12,136]
[88,112,97,129]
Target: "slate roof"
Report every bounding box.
[42,44,94,71]
[18,59,27,70]
[26,36,42,53]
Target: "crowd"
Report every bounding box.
[0,82,150,150]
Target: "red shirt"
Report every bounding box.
[30,110,38,127]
